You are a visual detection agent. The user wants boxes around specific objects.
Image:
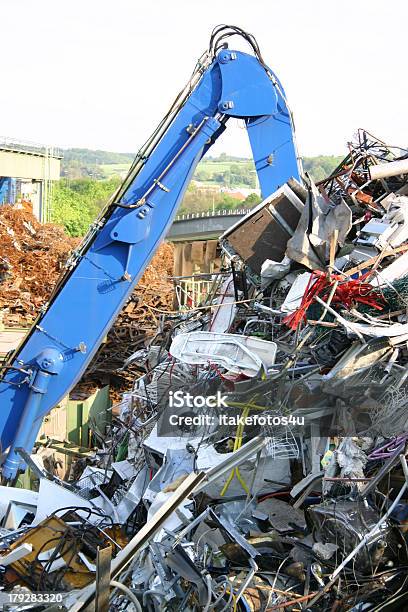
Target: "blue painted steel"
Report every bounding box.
[217,51,278,117]
[246,111,299,197]
[2,349,64,479]
[0,48,300,478]
[0,177,17,204]
[0,178,7,203]
[217,52,300,196]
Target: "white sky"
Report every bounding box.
[1,0,407,158]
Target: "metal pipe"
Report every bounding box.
[369,158,408,180]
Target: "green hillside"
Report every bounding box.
[61,149,134,179]
[61,148,344,184]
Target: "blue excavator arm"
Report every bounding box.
[0,26,300,480]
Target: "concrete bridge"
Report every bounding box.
[0,137,62,222]
[167,208,250,242]
[167,208,250,278]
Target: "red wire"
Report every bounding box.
[283,271,385,331]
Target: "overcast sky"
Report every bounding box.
[1,0,406,158]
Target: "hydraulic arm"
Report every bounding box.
[0,26,300,480]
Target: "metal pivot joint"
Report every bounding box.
[2,348,64,481]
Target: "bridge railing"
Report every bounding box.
[0,136,62,159]
[174,208,250,221]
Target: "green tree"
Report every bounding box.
[244,193,261,207]
[52,177,121,236]
[303,156,343,182]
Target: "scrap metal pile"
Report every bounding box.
[0,205,78,326]
[2,130,408,611]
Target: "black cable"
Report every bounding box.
[51,505,114,526]
[208,25,265,65]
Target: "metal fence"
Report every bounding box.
[174,208,250,221]
[0,136,62,159]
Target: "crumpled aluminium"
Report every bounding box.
[286,176,352,271]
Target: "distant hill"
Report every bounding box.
[62,148,134,165]
[61,148,134,179]
[60,147,344,184]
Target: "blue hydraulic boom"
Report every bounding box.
[0,26,300,481]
